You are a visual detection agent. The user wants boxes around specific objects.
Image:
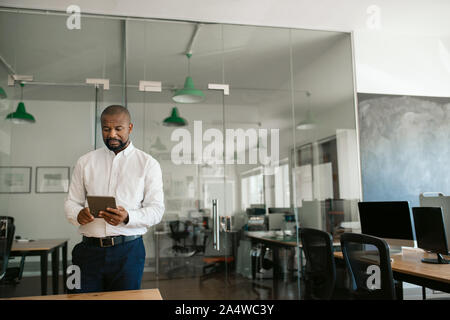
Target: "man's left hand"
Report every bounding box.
[99,206,129,226]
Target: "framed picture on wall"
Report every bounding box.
[0,166,32,193]
[36,166,70,193]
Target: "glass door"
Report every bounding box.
[136,84,231,296]
[221,24,301,299]
[290,29,362,299]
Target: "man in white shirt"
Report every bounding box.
[64,105,164,293]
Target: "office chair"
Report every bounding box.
[166,220,197,278]
[200,232,235,283]
[299,227,348,300]
[168,220,196,256]
[340,232,396,300]
[0,216,25,285]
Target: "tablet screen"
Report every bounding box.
[87,196,117,218]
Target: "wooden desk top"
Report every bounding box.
[246,231,298,246]
[334,248,450,284]
[246,231,340,247]
[5,289,163,300]
[11,239,69,252]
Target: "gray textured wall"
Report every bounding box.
[358,93,450,207]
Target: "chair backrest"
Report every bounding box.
[0,216,15,280]
[299,227,336,300]
[340,232,396,300]
[169,220,190,241]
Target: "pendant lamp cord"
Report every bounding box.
[20,82,24,101]
[186,53,192,76]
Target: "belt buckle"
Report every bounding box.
[100,237,114,247]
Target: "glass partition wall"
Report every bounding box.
[0,8,360,299]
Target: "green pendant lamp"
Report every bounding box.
[0,86,7,112]
[0,86,7,99]
[6,83,35,124]
[172,53,205,103]
[163,107,187,127]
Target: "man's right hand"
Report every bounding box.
[77,207,94,225]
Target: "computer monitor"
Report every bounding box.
[412,207,449,264]
[268,213,285,230]
[299,200,323,230]
[358,201,415,248]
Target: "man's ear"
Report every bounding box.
[129,123,133,134]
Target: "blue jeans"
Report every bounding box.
[70,237,146,293]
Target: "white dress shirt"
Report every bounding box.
[64,142,165,238]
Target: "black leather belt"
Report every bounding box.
[82,235,142,248]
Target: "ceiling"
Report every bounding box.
[0,10,355,131]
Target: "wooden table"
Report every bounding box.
[246,231,341,298]
[4,288,163,300]
[246,231,341,248]
[246,231,341,274]
[10,239,69,296]
[246,231,299,277]
[334,248,450,298]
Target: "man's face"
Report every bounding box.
[101,113,133,152]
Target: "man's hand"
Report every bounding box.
[98,206,129,226]
[77,207,94,225]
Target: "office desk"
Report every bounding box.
[247,231,341,276]
[10,239,69,296]
[5,288,163,300]
[246,231,341,299]
[246,231,298,282]
[334,249,450,298]
[246,231,341,248]
[246,231,298,248]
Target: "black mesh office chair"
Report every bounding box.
[299,227,343,299]
[340,232,396,300]
[0,217,13,281]
[0,216,25,285]
[169,221,195,255]
[166,220,197,278]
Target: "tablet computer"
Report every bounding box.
[87,196,117,218]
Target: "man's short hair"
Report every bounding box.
[101,105,131,123]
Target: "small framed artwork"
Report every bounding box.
[36,166,70,193]
[0,166,32,193]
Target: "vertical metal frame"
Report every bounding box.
[349,31,364,201]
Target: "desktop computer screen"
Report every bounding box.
[299,201,323,231]
[412,207,449,264]
[268,213,285,230]
[358,201,415,247]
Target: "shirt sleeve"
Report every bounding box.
[126,159,165,229]
[64,158,85,227]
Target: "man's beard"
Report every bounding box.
[105,138,128,152]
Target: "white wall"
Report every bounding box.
[0,98,93,263]
[2,0,450,97]
[0,69,13,214]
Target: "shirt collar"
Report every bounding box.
[123,141,134,157]
[105,141,134,157]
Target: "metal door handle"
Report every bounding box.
[212,199,220,250]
